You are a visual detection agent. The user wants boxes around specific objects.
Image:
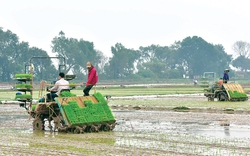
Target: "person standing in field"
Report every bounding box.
[223,69,229,83]
[83,62,98,96]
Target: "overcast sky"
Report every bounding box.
[1,0,250,57]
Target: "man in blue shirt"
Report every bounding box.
[223,69,229,83]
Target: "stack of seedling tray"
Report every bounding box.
[14,84,32,90]
[228,90,248,99]
[15,94,32,101]
[223,83,248,101]
[14,73,33,102]
[14,74,32,81]
[55,92,116,127]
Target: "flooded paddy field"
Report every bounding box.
[1,94,250,156]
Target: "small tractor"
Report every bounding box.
[204,83,248,101]
[14,56,116,133]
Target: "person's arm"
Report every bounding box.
[49,81,59,91]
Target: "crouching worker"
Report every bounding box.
[39,72,70,102]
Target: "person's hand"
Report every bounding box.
[47,88,51,92]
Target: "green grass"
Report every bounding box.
[92,85,205,96]
[108,98,250,110]
[1,85,249,111]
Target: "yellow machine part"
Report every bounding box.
[56,96,99,108]
[223,83,246,93]
[223,83,246,101]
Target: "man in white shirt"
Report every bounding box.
[47,72,70,101]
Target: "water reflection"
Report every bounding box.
[224,126,230,136]
[32,130,58,138]
[115,119,250,139]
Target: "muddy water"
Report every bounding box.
[1,104,250,139]
[1,104,250,155]
[113,110,250,139]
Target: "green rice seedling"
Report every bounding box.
[60,91,76,97]
[14,73,32,79]
[32,105,37,111]
[15,84,32,89]
[15,94,32,99]
[228,90,248,98]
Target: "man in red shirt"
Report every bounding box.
[83,62,98,96]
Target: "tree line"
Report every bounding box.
[1,27,250,83]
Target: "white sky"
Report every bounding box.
[1,0,250,57]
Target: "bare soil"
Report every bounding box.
[1,95,250,156]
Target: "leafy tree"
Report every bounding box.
[142,58,166,78]
[105,43,140,79]
[136,69,156,79]
[0,28,56,82]
[166,69,182,79]
[232,55,250,72]
[51,31,106,80]
[27,48,57,81]
[174,36,232,78]
[95,50,108,74]
[0,28,20,81]
[137,45,177,78]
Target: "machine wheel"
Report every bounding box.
[208,97,214,101]
[89,125,98,133]
[33,118,45,130]
[73,128,80,134]
[103,124,111,131]
[74,126,84,134]
[218,92,228,101]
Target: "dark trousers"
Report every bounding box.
[39,92,58,102]
[83,85,93,96]
[46,93,58,101]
